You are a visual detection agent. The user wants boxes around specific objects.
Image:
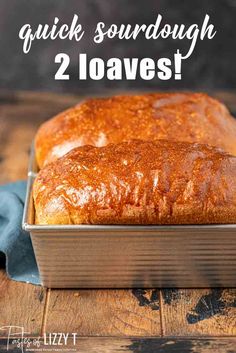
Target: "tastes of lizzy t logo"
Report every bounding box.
[0,326,78,352]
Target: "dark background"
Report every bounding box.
[0,0,235,95]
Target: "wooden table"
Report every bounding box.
[0,91,236,353]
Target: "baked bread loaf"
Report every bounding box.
[33,139,236,225]
[35,92,236,168]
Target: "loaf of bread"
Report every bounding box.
[33,139,236,225]
[35,92,236,168]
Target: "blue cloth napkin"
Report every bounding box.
[0,181,40,285]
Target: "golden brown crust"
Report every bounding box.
[33,139,236,225]
[35,92,236,168]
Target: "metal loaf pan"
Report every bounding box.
[22,144,236,288]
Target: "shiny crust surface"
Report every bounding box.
[35,92,236,168]
[33,140,236,225]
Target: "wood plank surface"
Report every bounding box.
[1,337,236,353]
[0,90,236,342]
[0,270,46,336]
[45,289,161,336]
[160,289,236,336]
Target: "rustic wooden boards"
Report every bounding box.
[0,270,46,336]
[43,288,236,337]
[160,289,236,336]
[45,289,161,336]
[0,280,235,338]
[0,90,236,347]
